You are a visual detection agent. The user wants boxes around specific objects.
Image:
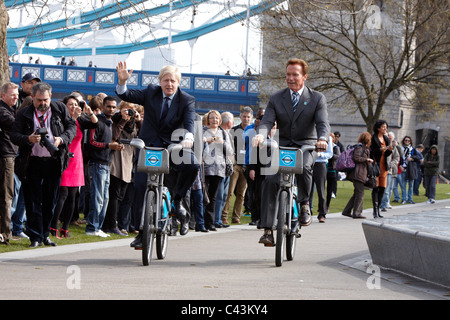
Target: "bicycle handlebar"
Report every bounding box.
[120,139,190,154]
[261,140,324,152]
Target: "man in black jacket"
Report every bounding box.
[84,96,124,237]
[10,82,77,247]
[0,83,19,245]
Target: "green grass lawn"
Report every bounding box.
[2,181,449,253]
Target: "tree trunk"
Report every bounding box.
[0,0,10,84]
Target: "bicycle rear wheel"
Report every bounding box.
[275,190,288,267]
[142,190,156,266]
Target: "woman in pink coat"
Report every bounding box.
[50,95,98,238]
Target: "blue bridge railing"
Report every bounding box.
[9,62,260,109]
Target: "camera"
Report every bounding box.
[127,109,135,117]
[35,127,59,156]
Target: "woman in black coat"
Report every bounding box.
[370,120,393,218]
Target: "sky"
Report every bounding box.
[9,0,264,76]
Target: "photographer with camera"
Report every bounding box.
[11,82,77,248]
[103,101,141,236]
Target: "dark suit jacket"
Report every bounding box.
[116,84,196,147]
[258,86,330,147]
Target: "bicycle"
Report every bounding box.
[122,138,179,266]
[268,143,316,267]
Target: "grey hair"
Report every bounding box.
[221,112,234,125]
[32,82,52,96]
[240,106,253,116]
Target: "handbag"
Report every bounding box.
[201,164,210,206]
[365,162,379,189]
[221,128,234,177]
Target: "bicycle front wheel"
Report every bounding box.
[156,219,170,259]
[142,190,156,266]
[275,190,289,267]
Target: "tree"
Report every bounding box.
[0,0,9,84]
[260,0,449,132]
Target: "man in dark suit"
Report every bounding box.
[115,62,200,247]
[253,58,330,244]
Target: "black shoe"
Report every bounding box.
[179,215,190,236]
[208,226,217,231]
[28,241,43,248]
[130,233,143,248]
[258,232,274,246]
[43,237,57,246]
[173,199,187,218]
[214,223,223,228]
[195,226,209,232]
[300,204,312,226]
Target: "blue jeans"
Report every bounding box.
[399,172,413,202]
[86,162,110,232]
[380,174,393,209]
[11,174,27,235]
[214,176,229,225]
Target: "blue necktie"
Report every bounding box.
[160,97,170,121]
[292,91,299,113]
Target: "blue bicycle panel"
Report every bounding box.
[279,149,297,168]
[145,150,163,167]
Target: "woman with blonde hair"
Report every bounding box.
[342,132,373,219]
[202,110,233,231]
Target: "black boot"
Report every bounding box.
[372,189,379,218]
[377,187,385,218]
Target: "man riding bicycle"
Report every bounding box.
[253,58,330,245]
[116,62,200,248]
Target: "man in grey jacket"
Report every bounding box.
[253,58,330,244]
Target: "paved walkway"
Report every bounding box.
[1,199,449,302]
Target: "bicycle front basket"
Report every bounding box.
[137,147,170,174]
[278,147,304,175]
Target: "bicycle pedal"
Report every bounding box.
[295,233,302,238]
[264,243,275,247]
[134,247,143,250]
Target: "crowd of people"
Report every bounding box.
[342,122,440,219]
[0,58,441,248]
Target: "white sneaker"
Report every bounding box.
[331,193,336,199]
[14,232,29,239]
[431,199,436,204]
[97,230,110,238]
[85,230,110,237]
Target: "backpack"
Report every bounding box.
[335,144,361,172]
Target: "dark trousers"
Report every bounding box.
[259,148,315,229]
[51,186,78,231]
[104,175,129,231]
[309,161,327,217]
[342,180,365,217]
[23,157,61,243]
[204,175,223,228]
[245,169,262,223]
[132,148,200,231]
[0,157,14,240]
[326,171,338,207]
